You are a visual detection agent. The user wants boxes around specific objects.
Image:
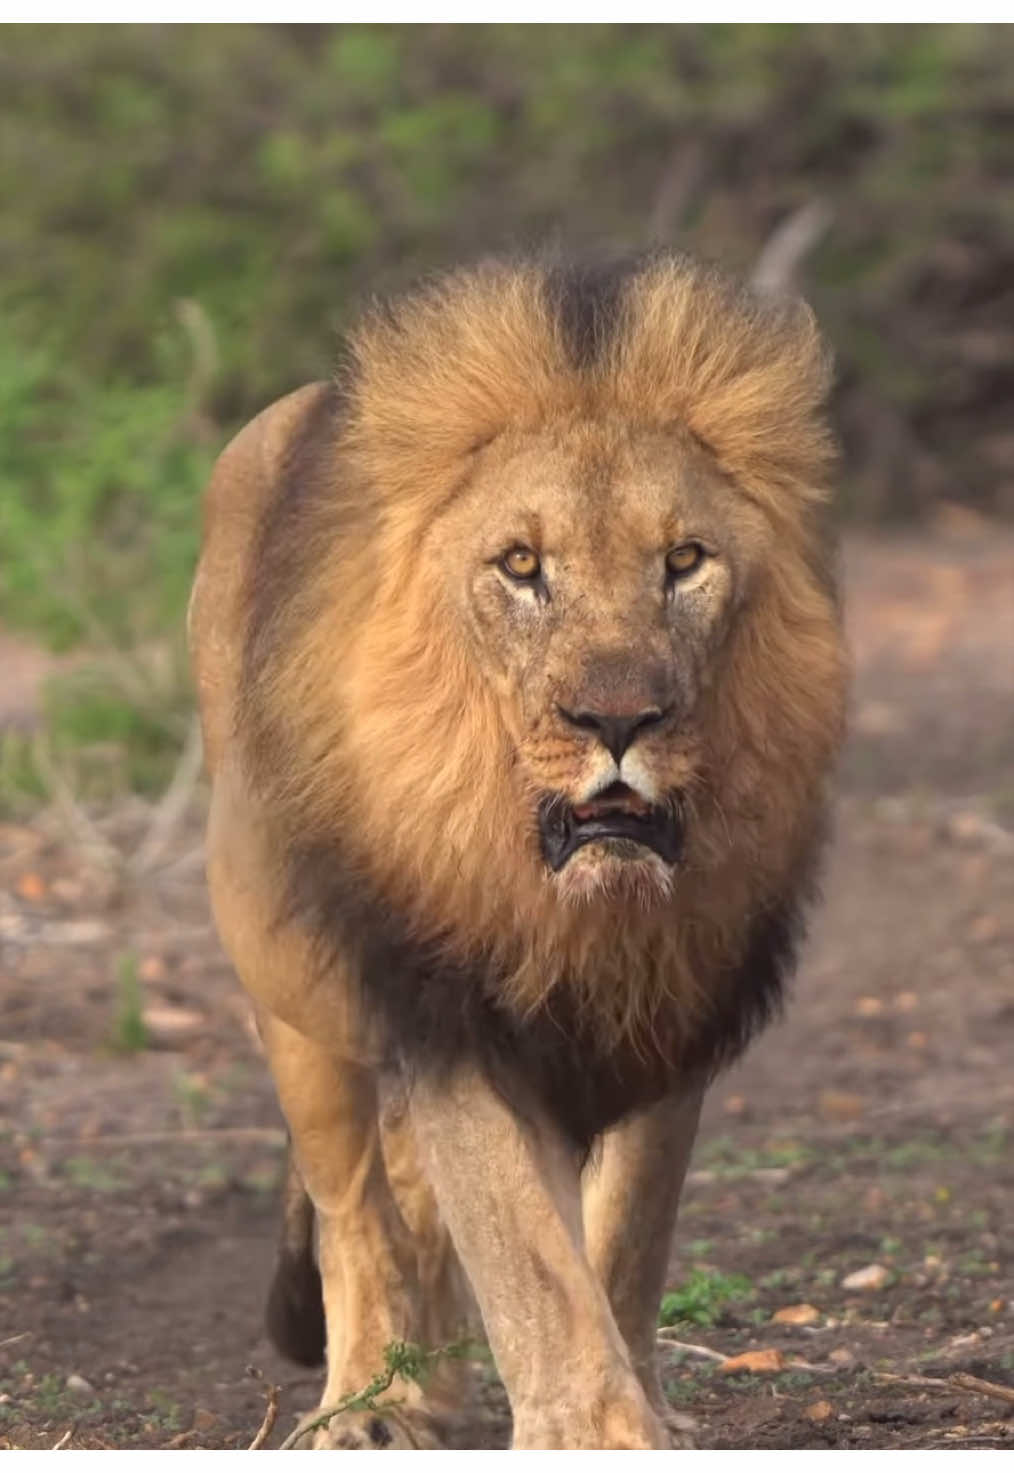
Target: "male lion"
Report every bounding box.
[189,251,848,1449]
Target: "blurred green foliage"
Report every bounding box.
[1,22,1012,662]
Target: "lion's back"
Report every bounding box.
[188,382,336,774]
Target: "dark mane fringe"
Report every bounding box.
[237,248,842,1148]
[279,823,822,1154]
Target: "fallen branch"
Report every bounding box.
[51,1428,74,1451]
[0,1332,31,1350]
[876,1369,1014,1407]
[951,1372,1014,1407]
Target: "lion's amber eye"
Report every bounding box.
[665,543,705,579]
[501,546,541,581]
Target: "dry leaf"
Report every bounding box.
[15,871,46,901]
[818,1091,865,1123]
[803,1400,834,1423]
[855,996,884,1017]
[772,1303,820,1327]
[720,1348,785,1375]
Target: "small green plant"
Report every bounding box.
[147,1388,181,1432]
[280,1338,482,1450]
[686,1238,714,1259]
[0,731,47,818]
[658,1268,754,1328]
[173,1070,212,1128]
[110,951,148,1054]
[63,1155,124,1192]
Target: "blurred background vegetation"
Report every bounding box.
[1,22,1012,800]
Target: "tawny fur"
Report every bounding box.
[190,251,849,1448]
[235,253,847,1053]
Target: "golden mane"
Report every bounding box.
[239,252,847,1057]
[342,255,834,527]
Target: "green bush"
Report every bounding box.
[1,23,1010,665]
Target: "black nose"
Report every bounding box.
[558,704,666,764]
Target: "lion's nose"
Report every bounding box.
[557,704,667,764]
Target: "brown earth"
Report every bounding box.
[1,522,1012,1450]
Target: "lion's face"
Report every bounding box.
[434,419,773,905]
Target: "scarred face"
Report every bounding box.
[436,417,774,905]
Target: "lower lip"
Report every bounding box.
[538,802,684,872]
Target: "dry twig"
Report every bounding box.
[247,1370,280,1450]
[51,1428,74,1451]
[876,1369,1014,1407]
[950,1372,1014,1407]
[655,1331,727,1363]
[31,734,121,873]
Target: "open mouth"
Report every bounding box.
[537,782,684,872]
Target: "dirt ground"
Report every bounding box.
[1,522,1012,1450]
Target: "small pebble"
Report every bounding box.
[841,1263,890,1292]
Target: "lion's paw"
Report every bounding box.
[309,1406,445,1450]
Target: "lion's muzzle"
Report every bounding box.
[537,784,684,872]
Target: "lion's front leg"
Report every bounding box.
[410,1065,668,1450]
[260,1013,451,1449]
[582,1088,704,1448]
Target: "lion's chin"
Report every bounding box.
[552,843,677,910]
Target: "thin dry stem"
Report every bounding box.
[655,1331,727,1363]
[31,733,121,872]
[248,1382,280,1449]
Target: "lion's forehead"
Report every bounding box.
[454,420,753,565]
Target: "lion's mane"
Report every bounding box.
[238,252,847,1146]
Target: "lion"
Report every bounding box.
[188,250,848,1449]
